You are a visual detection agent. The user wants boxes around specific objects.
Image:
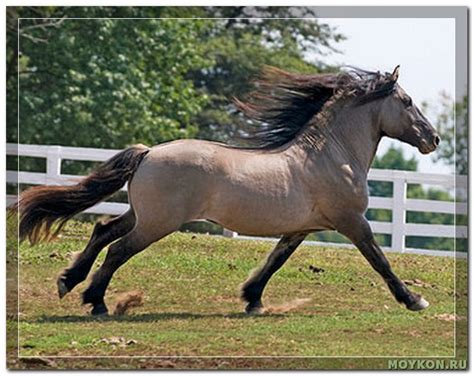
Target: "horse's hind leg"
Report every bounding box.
[81,224,177,315]
[241,232,307,314]
[57,210,135,299]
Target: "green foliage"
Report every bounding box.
[8,6,343,149]
[16,17,213,148]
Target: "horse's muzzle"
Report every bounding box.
[418,134,440,154]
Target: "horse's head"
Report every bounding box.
[379,66,440,154]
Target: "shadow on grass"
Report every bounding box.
[33,311,309,323]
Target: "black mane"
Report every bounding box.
[235,66,396,149]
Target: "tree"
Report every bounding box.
[7,6,344,149]
[12,15,213,149]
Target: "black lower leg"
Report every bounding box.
[241,233,307,313]
[82,234,146,316]
[82,272,113,316]
[336,215,428,311]
[82,256,123,316]
[356,236,421,308]
[58,213,134,297]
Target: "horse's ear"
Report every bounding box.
[391,65,400,82]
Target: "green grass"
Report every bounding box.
[7,219,467,369]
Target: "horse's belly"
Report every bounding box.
[205,195,323,236]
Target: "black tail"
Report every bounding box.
[10,144,150,244]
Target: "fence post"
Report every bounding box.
[223,229,238,238]
[391,177,407,252]
[46,146,62,185]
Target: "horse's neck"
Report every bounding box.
[299,100,382,173]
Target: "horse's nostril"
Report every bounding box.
[434,135,440,146]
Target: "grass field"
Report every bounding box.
[7,219,467,369]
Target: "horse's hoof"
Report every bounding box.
[91,304,109,316]
[245,302,264,315]
[407,297,429,311]
[57,277,69,299]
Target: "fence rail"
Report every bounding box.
[6,143,468,257]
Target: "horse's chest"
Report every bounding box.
[311,168,369,215]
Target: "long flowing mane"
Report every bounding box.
[235,66,397,149]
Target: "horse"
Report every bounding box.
[14,65,440,316]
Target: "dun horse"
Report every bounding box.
[14,66,440,316]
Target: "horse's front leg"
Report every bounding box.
[241,232,307,314]
[336,214,428,311]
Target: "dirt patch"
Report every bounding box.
[93,336,138,348]
[113,291,144,315]
[403,278,436,289]
[434,313,465,322]
[262,298,311,314]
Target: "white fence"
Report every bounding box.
[6,143,468,257]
